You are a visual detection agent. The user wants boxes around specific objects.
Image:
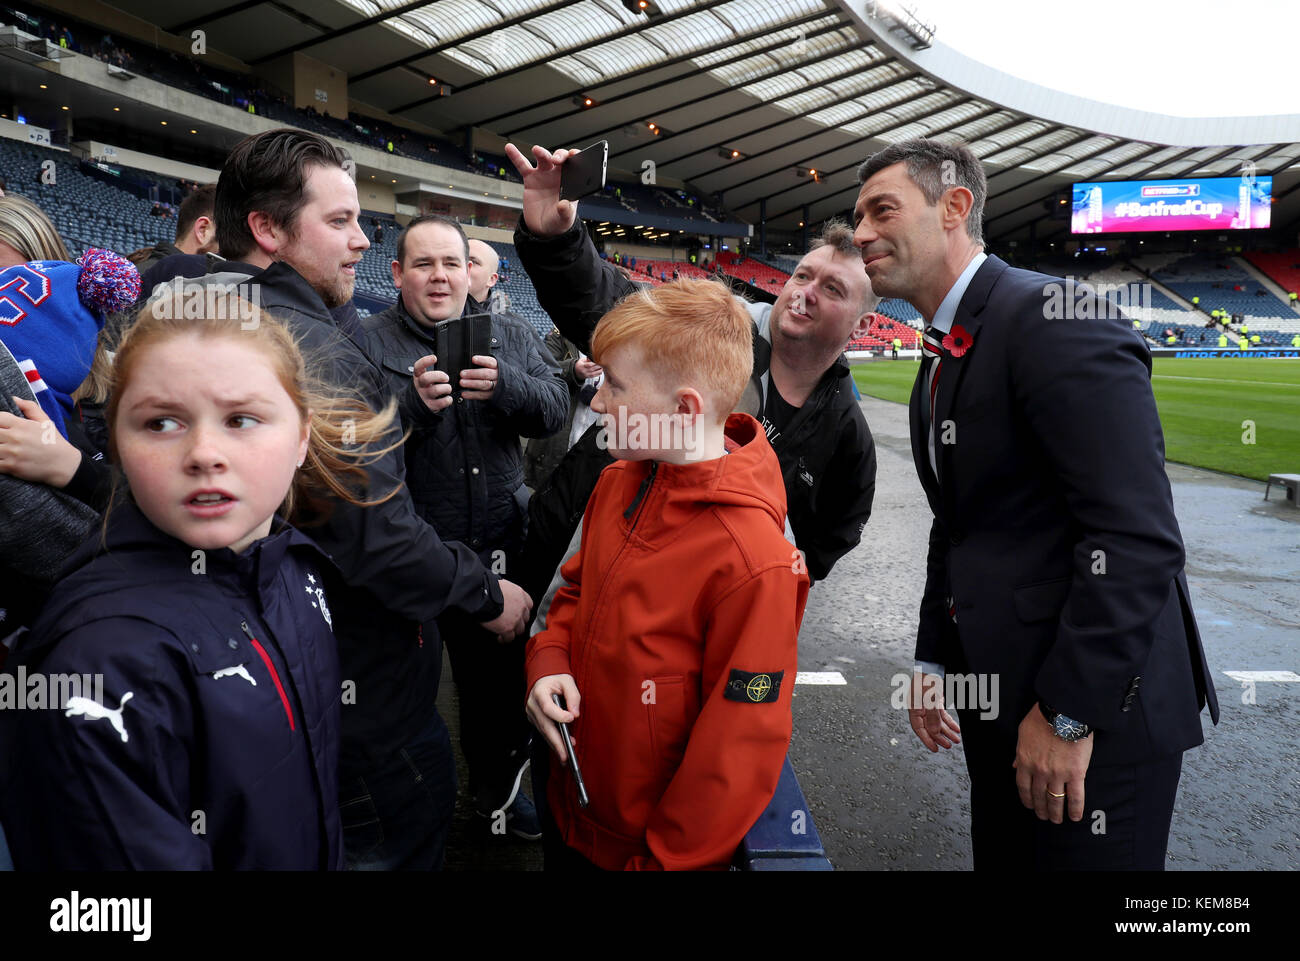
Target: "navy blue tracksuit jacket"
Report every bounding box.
[0,499,343,869]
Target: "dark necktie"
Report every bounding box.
[921,325,944,428]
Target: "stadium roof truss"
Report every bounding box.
[106,0,1300,237]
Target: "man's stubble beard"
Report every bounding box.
[305,264,353,309]
[315,276,351,309]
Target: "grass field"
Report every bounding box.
[851,357,1300,481]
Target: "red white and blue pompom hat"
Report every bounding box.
[0,249,140,438]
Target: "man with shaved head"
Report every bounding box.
[467,238,502,311]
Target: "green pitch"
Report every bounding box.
[851,357,1300,481]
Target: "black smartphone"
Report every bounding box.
[560,140,609,201]
[433,312,493,381]
[552,693,589,808]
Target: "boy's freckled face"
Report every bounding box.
[589,342,681,461]
[114,334,309,554]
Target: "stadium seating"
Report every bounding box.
[624,259,712,284]
[1150,254,1292,320]
[876,298,923,325]
[1080,264,1187,313]
[761,253,804,273]
[350,214,400,312]
[849,313,919,351]
[574,178,732,226]
[1244,251,1300,304]
[0,139,174,258]
[1127,251,1185,276]
[481,240,553,335]
[715,252,789,293]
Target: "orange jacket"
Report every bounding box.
[526,412,809,870]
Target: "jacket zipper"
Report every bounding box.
[573,461,660,750]
[242,621,295,732]
[622,461,659,522]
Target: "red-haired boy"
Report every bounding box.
[525,278,809,870]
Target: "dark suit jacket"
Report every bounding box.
[912,254,1218,766]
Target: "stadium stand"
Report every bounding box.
[1150,254,1293,322]
[875,298,923,325]
[482,239,553,334]
[848,312,919,352]
[716,252,790,293]
[1244,251,1300,305]
[623,259,712,284]
[762,253,805,274]
[2,3,746,233]
[569,178,733,226]
[0,138,175,257]
[1081,264,1188,312]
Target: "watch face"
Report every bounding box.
[1055,715,1089,740]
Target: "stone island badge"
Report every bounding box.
[724,669,784,704]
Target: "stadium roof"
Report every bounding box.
[104,0,1300,240]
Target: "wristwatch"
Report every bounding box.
[1039,701,1092,741]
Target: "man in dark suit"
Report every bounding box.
[853,138,1218,870]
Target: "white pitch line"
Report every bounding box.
[1153,375,1300,390]
[796,671,847,685]
[1223,670,1300,683]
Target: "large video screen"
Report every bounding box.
[1071,176,1272,234]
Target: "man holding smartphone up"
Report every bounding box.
[363,215,569,842]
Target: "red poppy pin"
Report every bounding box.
[942,324,974,358]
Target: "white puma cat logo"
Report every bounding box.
[211,664,257,686]
[64,692,134,743]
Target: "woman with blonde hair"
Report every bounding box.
[0,194,72,267]
[0,194,117,494]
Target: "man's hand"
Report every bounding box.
[907,671,962,752]
[413,354,452,412]
[0,397,82,487]
[1013,702,1093,823]
[480,577,532,642]
[525,673,580,763]
[504,143,579,237]
[574,356,602,379]
[460,355,499,401]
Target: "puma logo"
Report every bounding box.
[64,691,134,743]
[211,664,257,686]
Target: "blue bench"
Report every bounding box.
[736,756,833,871]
